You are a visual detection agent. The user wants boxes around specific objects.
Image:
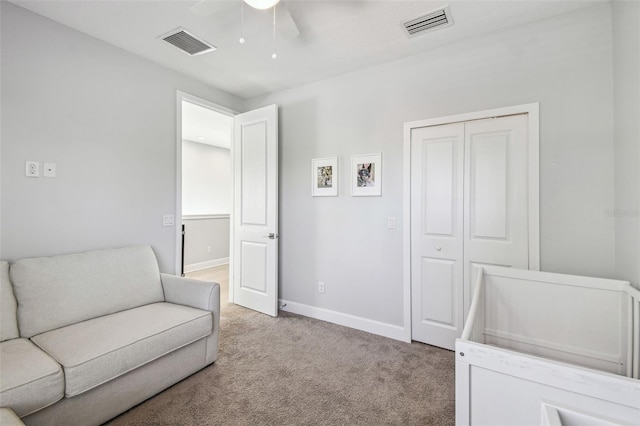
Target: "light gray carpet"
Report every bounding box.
[106,276,455,425]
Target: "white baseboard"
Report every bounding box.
[184,257,229,273]
[279,299,409,342]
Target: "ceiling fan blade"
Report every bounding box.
[190,0,236,17]
[275,2,299,39]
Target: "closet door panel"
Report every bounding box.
[469,134,508,240]
[411,123,464,350]
[410,114,531,350]
[463,115,530,315]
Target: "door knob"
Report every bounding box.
[436,246,442,251]
[263,233,278,239]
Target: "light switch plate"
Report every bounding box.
[387,217,396,229]
[163,215,175,227]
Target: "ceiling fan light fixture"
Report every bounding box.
[244,0,280,10]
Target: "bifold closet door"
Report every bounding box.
[411,122,465,350]
[411,115,529,350]
[463,115,529,315]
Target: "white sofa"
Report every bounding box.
[0,245,220,425]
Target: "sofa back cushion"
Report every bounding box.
[0,261,20,342]
[10,246,165,337]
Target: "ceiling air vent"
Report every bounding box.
[402,6,453,38]
[160,28,216,56]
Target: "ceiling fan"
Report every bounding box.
[190,0,300,39]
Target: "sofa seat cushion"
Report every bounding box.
[31,302,212,397]
[0,338,64,417]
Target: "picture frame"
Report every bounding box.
[311,157,338,197]
[351,153,382,197]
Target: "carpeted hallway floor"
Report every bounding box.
[106,266,455,425]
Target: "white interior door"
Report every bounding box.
[411,114,530,350]
[232,104,278,317]
[411,123,465,349]
[463,115,529,315]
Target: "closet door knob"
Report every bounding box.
[436,246,442,251]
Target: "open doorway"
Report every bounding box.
[176,93,235,302]
[176,93,280,316]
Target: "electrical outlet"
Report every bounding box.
[26,161,40,177]
[207,246,212,253]
[318,282,325,293]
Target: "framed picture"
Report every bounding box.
[351,153,382,197]
[311,157,338,197]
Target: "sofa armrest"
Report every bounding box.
[160,273,220,365]
[160,273,220,312]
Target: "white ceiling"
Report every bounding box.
[182,101,233,148]
[10,0,602,99]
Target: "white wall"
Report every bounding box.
[612,0,640,288]
[182,217,230,271]
[182,140,231,215]
[246,5,617,328]
[0,2,243,272]
[181,140,231,271]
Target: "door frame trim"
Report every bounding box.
[402,103,540,343]
[175,91,237,295]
